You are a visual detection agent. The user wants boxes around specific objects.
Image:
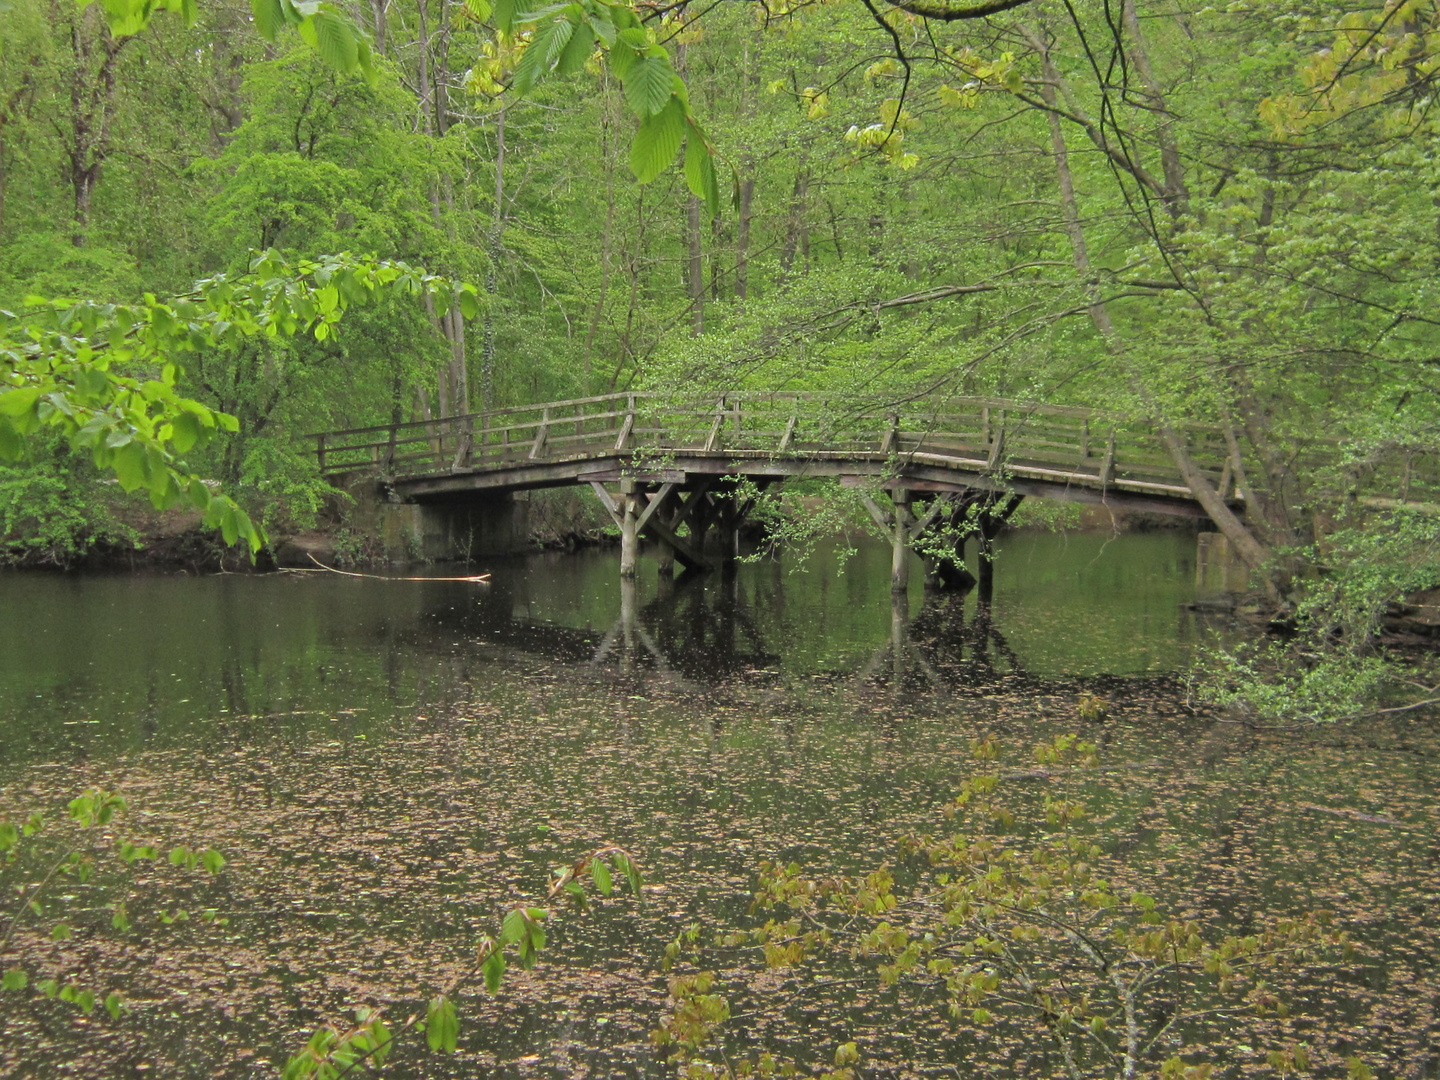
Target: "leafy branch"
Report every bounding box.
[0,252,475,555]
[280,843,644,1079]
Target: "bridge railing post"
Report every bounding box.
[704,396,726,452]
[529,406,551,460]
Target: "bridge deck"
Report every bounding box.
[313,392,1243,516]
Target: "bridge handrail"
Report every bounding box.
[307,391,1228,443]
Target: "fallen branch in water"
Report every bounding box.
[1299,804,1409,828]
[277,554,491,583]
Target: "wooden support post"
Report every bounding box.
[704,396,726,452]
[880,414,899,456]
[1099,431,1117,486]
[615,395,637,450]
[1080,419,1090,460]
[656,523,676,579]
[529,407,551,460]
[316,434,328,474]
[986,424,1006,470]
[451,418,472,471]
[779,415,797,453]
[619,479,639,579]
[891,488,912,593]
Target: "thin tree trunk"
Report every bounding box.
[779,171,808,277]
[735,178,754,302]
[371,0,389,54]
[481,106,506,409]
[65,8,127,247]
[583,85,618,384]
[688,194,704,335]
[1037,41,1268,571]
[1120,0,1187,217]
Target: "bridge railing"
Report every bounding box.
[310,391,1247,498]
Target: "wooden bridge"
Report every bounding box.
[314,391,1248,590]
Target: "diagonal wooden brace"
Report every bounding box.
[588,481,623,530]
[907,493,955,541]
[635,482,678,533]
[857,491,894,532]
[641,514,714,571]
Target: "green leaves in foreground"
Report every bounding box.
[501,0,727,215]
[424,995,459,1053]
[250,0,379,86]
[0,252,475,556]
[284,843,643,1074]
[85,0,380,88]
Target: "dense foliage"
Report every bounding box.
[1,0,1437,705]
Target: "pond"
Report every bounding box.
[0,531,1436,1079]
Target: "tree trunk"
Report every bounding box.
[481,106,506,409]
[582,81,618,385]
[688,194,704,335]
[736,177,754,302]
[1119,0,1188,217]
[1037,41,1269,571]
[779,170,809,276]
[65,8,127,247]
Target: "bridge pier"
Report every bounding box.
[891,490,913,593]
[619,480,639,579]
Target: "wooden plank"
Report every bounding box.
[856,491,893,531]
[639,514,714,571]
[587,481,622,528]
[529,407,550,460]
[907,493,954,541]
[703,397,726,452]
[635,482,678,533]
[778,415,798,452]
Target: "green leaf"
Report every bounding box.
[168,410,203,453]
[104,992,124,1021]
[586,11,615,46]
[51,922,72,941]
[311,10,360,74]
[482,948,506,993]
[623,51,676,119]
[0,387,40,418]
[591,858,613,896]
[220,503,240,546]
[251,0,285,38]
[608,28,649,80]
[425,995,458,1052]
[629,98,685,183]
[499,907,527,946]
[555,18,593,75]
[2,968,26,992]
[684,133,721,218]
[113,442,148,493]
[201,848,226,874]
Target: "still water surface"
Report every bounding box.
[0,532,1435,1079]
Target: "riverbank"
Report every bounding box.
[10,486,1206,575]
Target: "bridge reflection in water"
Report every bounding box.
[576,574,1026,696]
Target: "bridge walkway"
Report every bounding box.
[311,392,1261,590]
